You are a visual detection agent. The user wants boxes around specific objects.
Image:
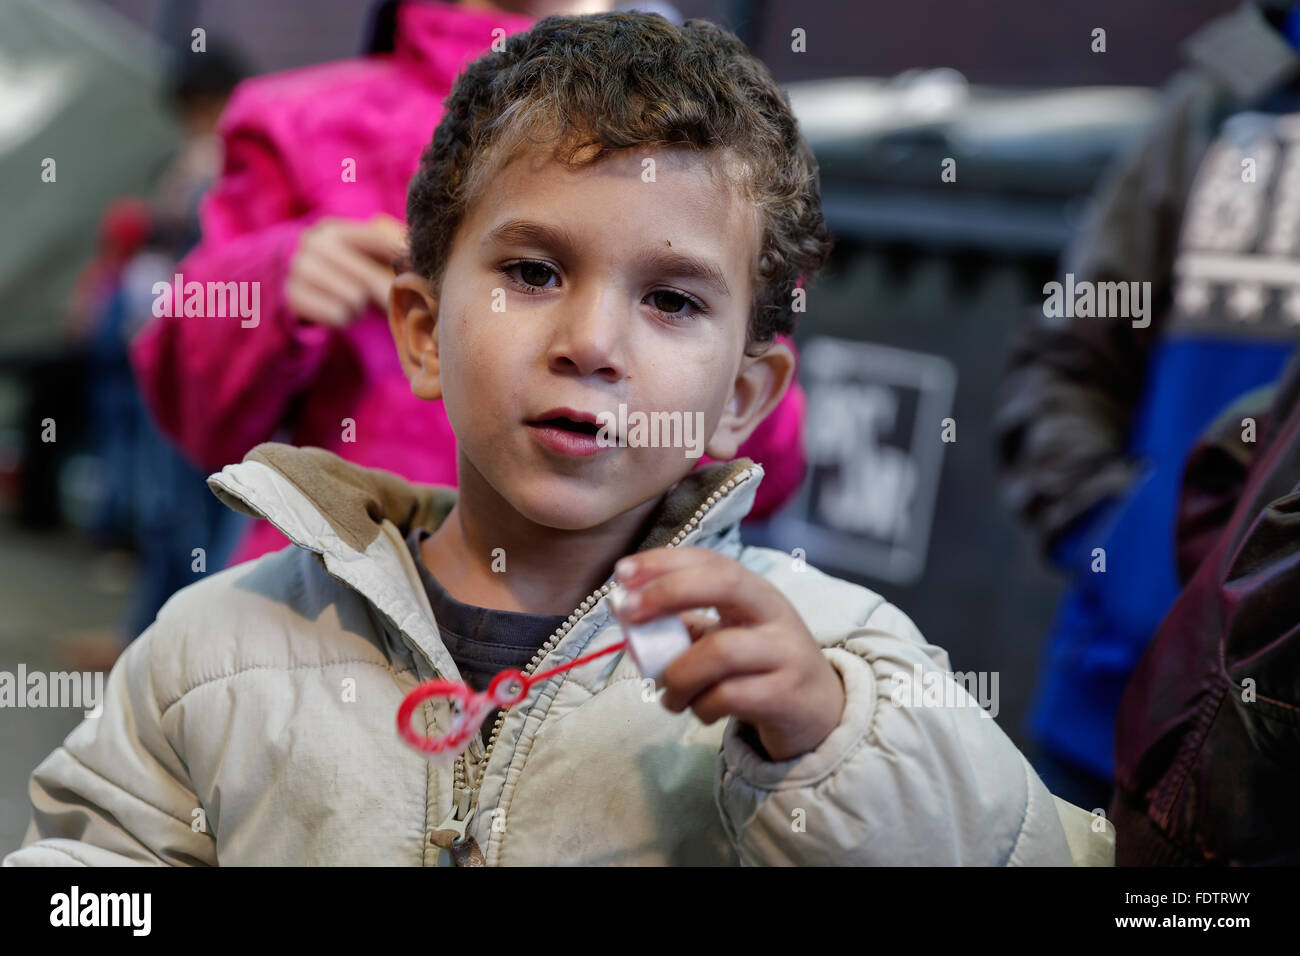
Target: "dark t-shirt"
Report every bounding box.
[405,527,567,746]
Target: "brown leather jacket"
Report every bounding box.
[1110,349,1300,865]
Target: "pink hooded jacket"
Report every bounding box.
[129,0,808,567]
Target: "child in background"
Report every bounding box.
[10,12,1107,866]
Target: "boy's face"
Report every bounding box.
[391,144,793,532]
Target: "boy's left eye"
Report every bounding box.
[498,260,708,322]
[647,289,704,317]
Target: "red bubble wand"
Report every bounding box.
[396,587,692,763]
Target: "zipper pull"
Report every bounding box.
[451,835,485,867]
[431,785,471,843]
[429,785,483,866]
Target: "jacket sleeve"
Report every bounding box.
[1174,383,1277,584]
[994,74,1216,556]
[2,627,216,867]
[129,80,337,471]
[713,600,1079,866]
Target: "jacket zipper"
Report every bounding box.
[437,467,752,862]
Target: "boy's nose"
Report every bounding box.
[545,290,626,381]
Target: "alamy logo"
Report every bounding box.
[1042,272,1151,328]
[0,665,103,717]
[50,886,151,936]
[152,272,260,327]
[595,404,706,459]
[888,664,1000,718]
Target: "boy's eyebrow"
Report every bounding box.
[483,218,582,257]
[640,248,732,298]
[483,217,732,298]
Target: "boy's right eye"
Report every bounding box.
[500,260,559,292]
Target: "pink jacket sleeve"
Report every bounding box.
[129,84,335,471]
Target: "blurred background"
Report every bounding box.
[0,0,1249,853]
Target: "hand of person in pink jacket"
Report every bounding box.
[287,214,407,327]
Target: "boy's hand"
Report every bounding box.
[612,546,845,762]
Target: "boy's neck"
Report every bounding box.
[419,461,665,616]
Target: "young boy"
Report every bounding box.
[6,12,1107,866]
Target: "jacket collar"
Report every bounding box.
[206,442,763,675]
[1183,2,1300,103]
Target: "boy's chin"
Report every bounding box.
[505,480,631,532]
[500,470,664,533]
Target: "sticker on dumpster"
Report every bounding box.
[771,337,956,585]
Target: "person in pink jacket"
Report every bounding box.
[130,0,809,567]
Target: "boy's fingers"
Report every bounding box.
[658,627,780,713]
[678,610,718,642]
[616,562,786,628]
[686,671,781,727]
[613,545,730,589]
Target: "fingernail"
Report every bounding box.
[614,557,637,581]
[620,589,641,613]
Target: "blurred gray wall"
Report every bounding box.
[95,0,1242,86]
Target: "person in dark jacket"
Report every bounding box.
[995,0,1300,809]
[1110,346,1300,865]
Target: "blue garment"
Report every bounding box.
[1284,5,1300,50]
[124,396,248,640]
[87,289,139,545]
[1030,336,1292,781]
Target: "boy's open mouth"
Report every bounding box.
[530,416,601,435]
[525,407,613,458]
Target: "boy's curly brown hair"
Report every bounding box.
[406,11,833,353]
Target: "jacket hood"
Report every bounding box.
[206,442,764,683]
[208,442,762,556]
[390,1,536,84]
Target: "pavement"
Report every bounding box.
[0,521,129,857]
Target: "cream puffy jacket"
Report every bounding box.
[5,444,1114,866]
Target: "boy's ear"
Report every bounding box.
[389,271,442,401]
[705,340,796,461]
